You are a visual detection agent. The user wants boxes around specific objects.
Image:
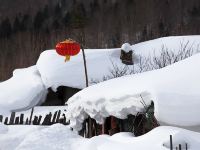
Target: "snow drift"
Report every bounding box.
[36,49,126,90]
[66,53,200,131]
[1,125,200,150]
[0,66,47,114]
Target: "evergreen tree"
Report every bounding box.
[13,16,21,33]
[52,19,60,30]
[20,14,31,31]
[33,11,45,30]
[0,18,12,38]
[54,3,62,17]
[62,12,71,26]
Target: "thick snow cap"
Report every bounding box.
[67,53,200,131]
[121,43,132,52]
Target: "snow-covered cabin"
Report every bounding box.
[66,52,200,137]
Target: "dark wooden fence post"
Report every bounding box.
[81,46,88,87]
[170,135,173,150]
[4,117,8,125]
[0,115,3,123]
[52,111,58,123]
[25,118,29,124]
[179,144,182,150]
[15,117,19,124]
[88,116,93,138]
[9,112,16,125]
[38,115,42,125]
[29,107,34,125]
[56,110,61,123]
[33,116,39,125]
[19,114,24,124]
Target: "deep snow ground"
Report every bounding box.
[0,124,200,150]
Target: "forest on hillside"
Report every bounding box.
[0,0,200,80]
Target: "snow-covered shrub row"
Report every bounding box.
[91,39,200,84]
[135,40,199,72]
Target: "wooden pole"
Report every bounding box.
[81,46,89,87]
[170,135,173,150]
[179,144,182,150]
[81,45,92,137]
[29,107,34,125]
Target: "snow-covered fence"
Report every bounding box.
[0,108,69,126]
[163,135,188,150]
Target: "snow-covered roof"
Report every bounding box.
[66,53,200,130]
[0,66,47,114]
[36,49,129,90]
[36,35,200,91]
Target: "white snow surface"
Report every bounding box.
[0,66,47,114]
[0,125,200,150]
[0,35,200,117]
[67,53,200,130]
[36,49,126,90]
[36,35,200,91]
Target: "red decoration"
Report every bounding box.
[56,39,81,62]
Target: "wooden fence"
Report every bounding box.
[0,108,69,125]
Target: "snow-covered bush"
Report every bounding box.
[91,40,200,84]
[137,40,199,72]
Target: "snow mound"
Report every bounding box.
[121,43,132,52]
[98,126,200,150]
[36,49,127,90]
[0,66,47,113]
[67,53,200,130]
[1,125,200,150]
[132,35,200,57]
[16,124,82,150]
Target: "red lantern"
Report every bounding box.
[56,39,81,62]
